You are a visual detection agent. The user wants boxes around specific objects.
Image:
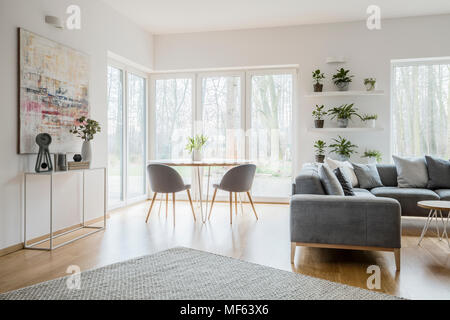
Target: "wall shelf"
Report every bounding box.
[305,90,384,97]
[308,127,383,133]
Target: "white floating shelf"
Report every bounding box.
[308,127,383,133]
[305,90,384,97]
[326,57,346,64]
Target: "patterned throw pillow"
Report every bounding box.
[333,167,355,196]
[351,163,384,189]
[326,158,359,187]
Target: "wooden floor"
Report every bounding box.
[0,200,449,299]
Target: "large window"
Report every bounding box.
[107,63,147,209]
[150,69,295,201]
[249,73,293,198]
[392,60,450,158]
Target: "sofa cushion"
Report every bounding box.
[434,189,450,201]
[352,163,384,189]
[353,188,376,197]
[333,167,355,196]
[392,155,429,188]
[371,187,439,217]
[293,164,326,195]
[425,155,450,189]
[319,165,345,196]
[326,158,358,187]
[376,164,398,187]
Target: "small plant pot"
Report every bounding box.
[314,120,324,128]
[337,119,349,128]
[313,83,323,92]
[315,155,325,163]
[337,154,350,162]
[335,82,350,91]
[192,149,202,161]
[365,119,376,128]
[365,82,376,91]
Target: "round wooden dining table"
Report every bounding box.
[148,159,254,222]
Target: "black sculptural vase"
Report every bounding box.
[35,133,53,173]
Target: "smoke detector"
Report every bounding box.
[45,15,63,29]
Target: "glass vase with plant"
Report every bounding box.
[364,78,376,91]
[314,140,327,163]
[186,134,208,161]
[362,150,382,164]
[327,104,362,128]
[361,114,378,128]
[332,68,354,91]
[312,69,325,92]
[312,104,327,128]
[69,116,101,164]
[329,136,358,161]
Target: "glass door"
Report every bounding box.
[107,63,148,209]
[248,72,294,200]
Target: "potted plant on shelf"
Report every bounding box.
[312,104,327,128]
[364,78,376,91]
[361,114,378,128]
[312,69,325,92]
[329,136,358,161]
[362,150,382,164]
[327,103,362,128]
[186,134,208,161]
[314,140,327,163]
[69,116,101,165]
[332,68,354,91]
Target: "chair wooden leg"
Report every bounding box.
[247,192,258,220]
[165,193,168,218]
[291,242,296,264]
[208,188,218,220]
[235,193,238,216]
[186,189,196,221]
[229,192,233,225]
[158,193,163,216]
[145,192,158,223]
[172,193,176,227]
[394,249,401,271]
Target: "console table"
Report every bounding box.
[24,168,107,251]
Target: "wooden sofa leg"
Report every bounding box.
[394,249,401,271]
[291,243,296,264]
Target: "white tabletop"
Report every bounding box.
[148,159,253,167]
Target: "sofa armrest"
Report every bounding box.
[290,195,401,248]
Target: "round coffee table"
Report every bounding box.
[417,201,450,247]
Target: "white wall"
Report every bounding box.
[154,14,450,174]
[0,0,153,249]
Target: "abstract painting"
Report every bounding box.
[19,28,90,154]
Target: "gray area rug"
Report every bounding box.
[0,247,400,300]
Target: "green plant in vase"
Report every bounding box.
[312,105,327,128]
[361,114,378,128]
[312,69,325,92]
[364,78,376,91]
[69,116,101,164]
[327,104,362,128]
[362,149,382,164]
[332,68,354,91]
[314,140,327,163]
[329,136,358,161]
[186,134,208,161]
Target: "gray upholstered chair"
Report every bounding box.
[208,164,258,224]
[146,164,196,226]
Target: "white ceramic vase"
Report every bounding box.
[365,119,376,128]
[81,140,92,164]
[192,149,202,161]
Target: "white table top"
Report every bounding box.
[418,200,450,210]
[148,159,253,167]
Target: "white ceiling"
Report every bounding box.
[102,0,450,34]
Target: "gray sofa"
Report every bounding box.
[290,164,409,271]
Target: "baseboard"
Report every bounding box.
[0,215,109,257]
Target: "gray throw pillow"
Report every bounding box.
[333,167,355,196]
[351,163,384,189]
[392,156,428,188]
[425,155,450,189]
[319,165,345,196]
